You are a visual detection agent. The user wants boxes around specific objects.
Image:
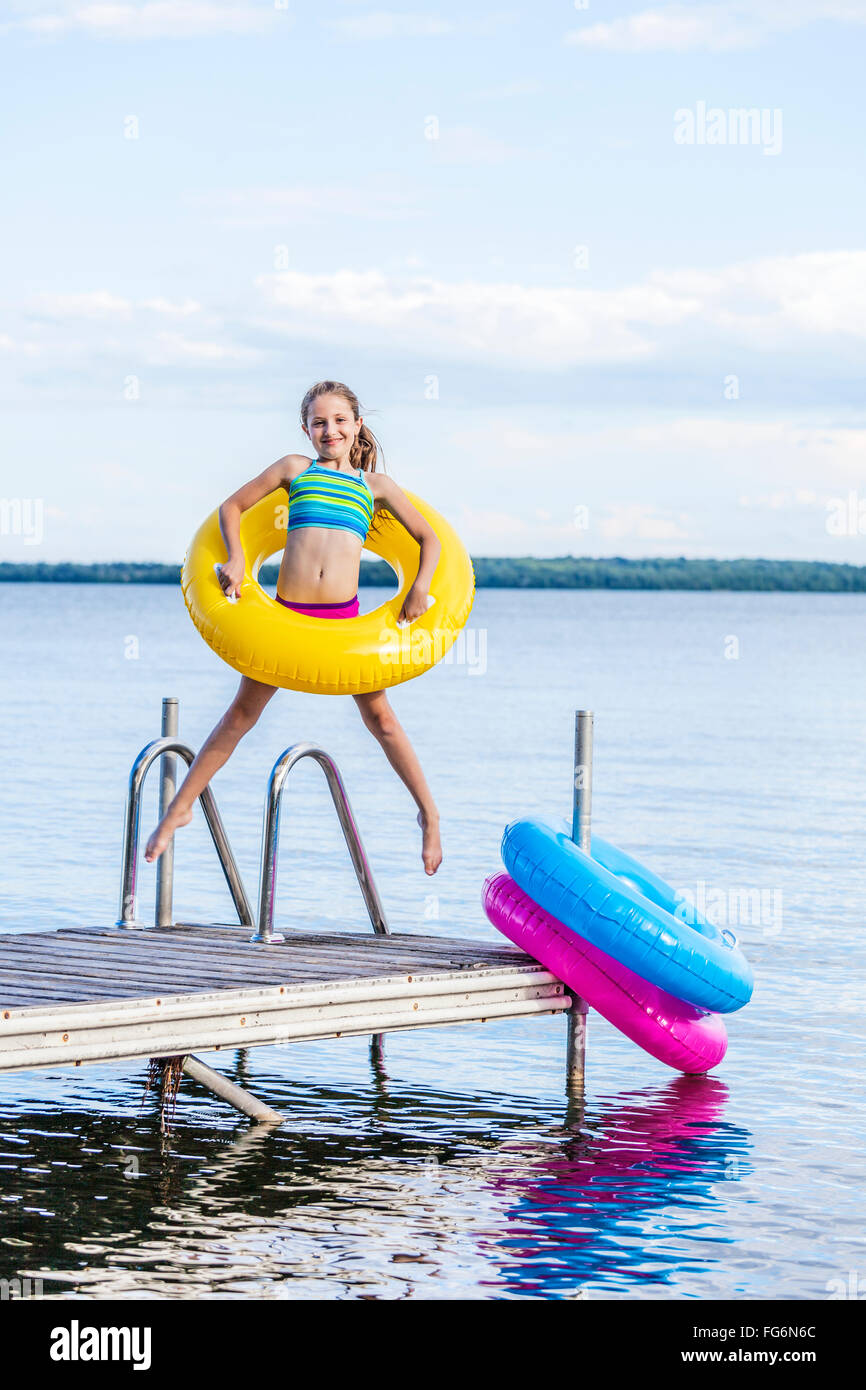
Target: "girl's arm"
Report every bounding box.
[372,475,442,622]
[217,454,307,598]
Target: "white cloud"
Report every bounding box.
[566,2,866,52]
[586,419,866,461]
[5,1,283,40]
[568,6,754,53]
[185,185,420,228]
[12,290,251,372]
[598,503,691,541]
[441,412,866,557]
[141,297,202,316]
[0,333,40,356]
[456,503,612,549]
[474,78,541,100]
[325,10,454,40]
[8,250,866,443]
[738,488,822,510]
[10,251,866,394]
[650,251,866,343]
[252,250,866,369]
[324,9,514,41]
[31,290,133,320]
[427,124,526,166]
[456,506,531,539]
[30,291,202,320]
[448,415,866,555]
[144,331,262,364]
[254,267,701,367]
[467,417,866,475]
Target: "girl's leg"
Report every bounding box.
[144,675,277,863]
[353,690,442,875]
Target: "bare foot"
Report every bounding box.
[416,810,442,875]
[144,806,193,863]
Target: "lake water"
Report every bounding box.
[0,584,864,1300]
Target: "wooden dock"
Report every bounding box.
[0,923,572,1074]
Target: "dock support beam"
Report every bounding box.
[566,710,593,1092]
[566,1010,588,1090]
[155,697,178,928]
[181,1055,285,1125]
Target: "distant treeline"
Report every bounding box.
[2,557,866,591]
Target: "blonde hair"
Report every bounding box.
[299,380,383,474]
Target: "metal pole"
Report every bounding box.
[252,742,389,944]
[254,755,288,944]
[566,710,593,1091]
[117,737,255,930]
[566,1009,588,1090]
[181,1055,284,1125]
[155,697,178,928]
[572,709,593,851]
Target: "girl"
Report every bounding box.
[144,380,443,874]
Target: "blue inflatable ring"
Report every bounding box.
[501,818,753,1014]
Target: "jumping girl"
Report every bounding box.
[144,380,443,875]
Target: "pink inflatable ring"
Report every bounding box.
[483,871,728,1074]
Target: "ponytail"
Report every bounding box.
[350,421,379,474]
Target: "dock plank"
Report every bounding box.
[0,923,570,1072]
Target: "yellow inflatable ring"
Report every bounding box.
[181,488,476,695]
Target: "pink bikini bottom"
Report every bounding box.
[276,593,360,619]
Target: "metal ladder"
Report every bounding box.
[117,697,390,941]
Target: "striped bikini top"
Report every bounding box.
[287,461,374,543]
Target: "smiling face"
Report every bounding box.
[303,393,362,466]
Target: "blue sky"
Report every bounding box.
[1,0,864,562]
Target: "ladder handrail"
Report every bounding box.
[253,742,390,943]
[117,737,255,930]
